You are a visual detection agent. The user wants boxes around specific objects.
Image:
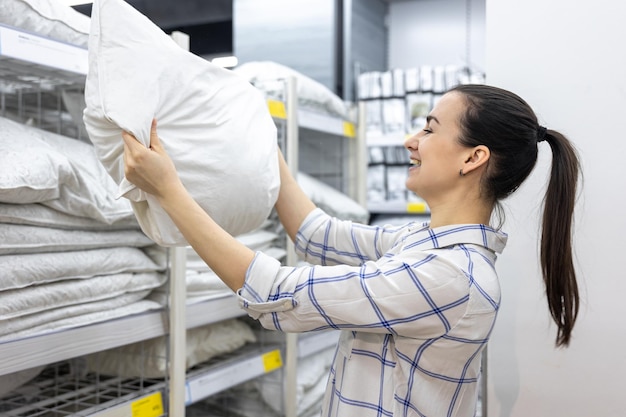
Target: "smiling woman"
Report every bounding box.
[122,83,581,417]
[404,91,493,227]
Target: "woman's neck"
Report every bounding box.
[427,198,493,229]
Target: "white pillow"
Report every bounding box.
[83,0,280,247]
[234,61,349,119]
[0,272,165,320]
[298,172,370,223]
[0,117,135,225]
[0,224,153,255]
[0,298,162,341]
[0,118,71,204]
[0,0,90,47]
[85,319,257,378]
[0,247,163,291]
[0,203,138,231]
[0,291,150,337]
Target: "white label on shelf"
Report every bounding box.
[0,25,88,75]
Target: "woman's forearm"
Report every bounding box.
[274,150,317,242]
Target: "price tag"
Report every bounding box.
[261,349,283,373]
[131,392,163,417]
[342,121,356,138]
[267,100,287,119]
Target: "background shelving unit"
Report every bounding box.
[0,24,286,417]
[0,19,367,417]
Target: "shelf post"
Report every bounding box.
[168,246,187,417]
[284,75,299,417]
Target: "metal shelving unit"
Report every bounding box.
[1,19,364,417]
[0,23,285,417]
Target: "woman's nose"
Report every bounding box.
[404,133,419,150]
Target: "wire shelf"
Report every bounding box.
[0,362,164,417]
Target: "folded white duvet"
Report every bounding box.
[0,203,138,231]
[0,298,162,342]
[0,223,153,255]
[86,318,257,378]
[83,0,280,246]
[0,246,163,291]
[0,290,152,337]
[0,271,165,320]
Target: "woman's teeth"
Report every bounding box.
[410,159,421,167]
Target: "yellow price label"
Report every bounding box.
[262,349,283,373]
[267,100,287,119]
[342,121,356,138]
[131,392,163,417]
[406,202,428,214]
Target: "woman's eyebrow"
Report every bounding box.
[426,115,440,125]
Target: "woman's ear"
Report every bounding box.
[463,145,490,174]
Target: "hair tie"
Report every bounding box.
[537,126,548,143]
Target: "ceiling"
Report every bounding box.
[73,0,234,56]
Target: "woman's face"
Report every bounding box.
[404,91,471,202]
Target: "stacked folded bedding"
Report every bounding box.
[85,318,258,379]
[233,61,351,120]
[149,224,286,306]
[0,116,166,343]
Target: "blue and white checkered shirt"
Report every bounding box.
[238,208,507,417]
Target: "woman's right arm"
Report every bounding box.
[273,149,317,242]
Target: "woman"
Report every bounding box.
[122,84,581,417]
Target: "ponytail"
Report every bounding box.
[539,130,581,347]
[449,84,582,347]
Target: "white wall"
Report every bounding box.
[485,0,626,416]
[388,0,485,70]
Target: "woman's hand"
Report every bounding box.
[122,119,183,200]
[122,118,255,292]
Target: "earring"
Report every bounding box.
[459,169,466,177]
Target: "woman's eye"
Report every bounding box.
[423,128,433,134]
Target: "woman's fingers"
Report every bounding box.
[149,118,161,150]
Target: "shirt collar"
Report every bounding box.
[406,223,508,254]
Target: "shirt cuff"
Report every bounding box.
[236,251,295,320]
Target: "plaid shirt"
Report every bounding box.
[238,208,507,417]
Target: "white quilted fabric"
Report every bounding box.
[83,0,280,246]
[0,0,90,47]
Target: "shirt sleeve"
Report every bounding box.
[237,246,470,339]
[294,208,410,267]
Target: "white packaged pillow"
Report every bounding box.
[298,172,370,223]
[0,203,138,231]
[234,61,349,119]
[83,0,280,247]
[85,319,256,378]
[0,247,163,291]
[0,0,90,47]
[0,117,135,225]
[0,271,165,320]
[0,118,71,204]
[0,223,153,255]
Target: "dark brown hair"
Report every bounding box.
[449,84,581,347]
